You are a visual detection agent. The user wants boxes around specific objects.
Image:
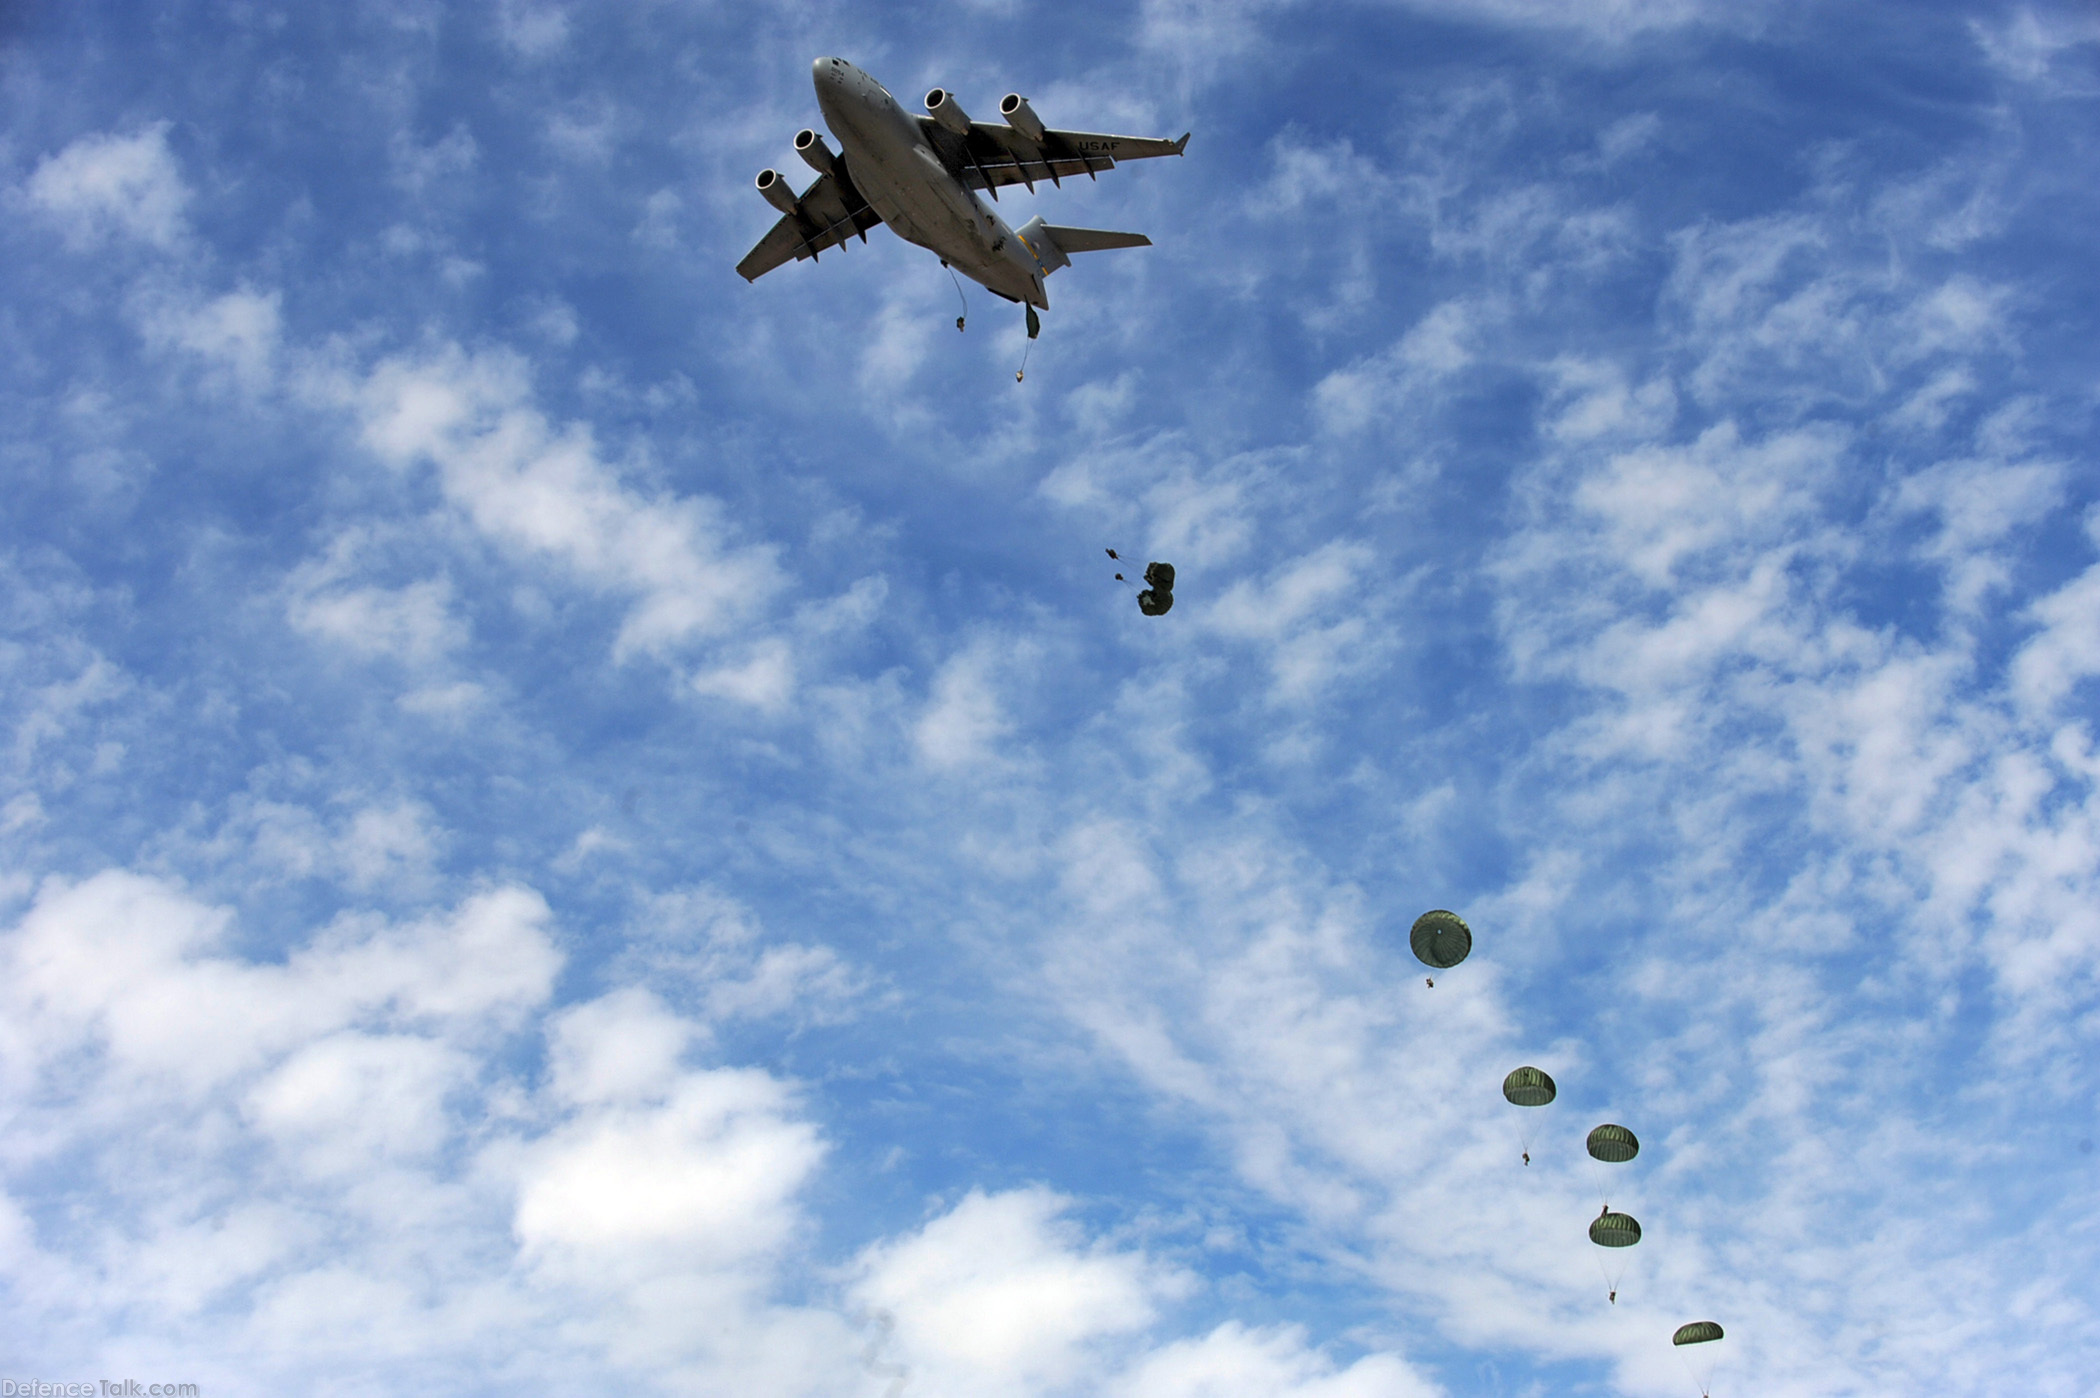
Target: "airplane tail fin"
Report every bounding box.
[1040,225,1153,254]
[1017,217,1152,278]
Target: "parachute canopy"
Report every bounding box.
[1137,560,1176,617]
[1590,1211,1642,1247]
[1587,1123,1640,1163]
[1409,910,1472,969]
[1673,1321,1724,1346]
[1503,1066,1556,1107]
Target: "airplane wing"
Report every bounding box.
[916,118,1189,194]
[736,163,884,282]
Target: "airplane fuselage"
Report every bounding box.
[813,57,1052,309]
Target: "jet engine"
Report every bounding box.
[794,128,835,175]
[998,93,1046,143]
[924,87,973,136]
[755,168,799,216]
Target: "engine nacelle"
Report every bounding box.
[755,168,799,216]
[999,93,1046,143]
[794,128,835,175]
[924,87,972,136]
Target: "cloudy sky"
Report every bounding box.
[3,1,2097,1394]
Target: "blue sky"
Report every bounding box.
[3,2,2097,1394]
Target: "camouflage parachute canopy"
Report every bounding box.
[1590,1211,1642,1247]
[1587,1123,1640,1163]
[1503,1066,1556,1107]
[1409,910,1472,969]
[1673,1322,1724,1346]
[1137,561,1175,616]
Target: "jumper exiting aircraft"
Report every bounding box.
[738,58,1189,342]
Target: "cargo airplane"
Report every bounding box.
[739,57,1189,343]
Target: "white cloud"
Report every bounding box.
[244,1031,469,1176]
[1595,111,1663,166]
[10,653,126,768]
[692,637,795,710]
[1,875,561,1097]
[391,124,478,196]
[341,798,445,891]
[397,680,489,717]
[546,99,621,163]
[616,886,863,1029]
[850,1188,1171,1398]
[7,876,1413,1396]
[1111,1322,1440,1397]
[1972,6,2100,90]
[513,1067,823,1272]
[287,567,465,665]
[498,0,570,57]
[337,344,784,665]
[1567,420,1843,590]
[916,636,1030,770]
[210,792,446,894]
[633,187,682,248]
[545,988,695,1104]
[1314,301,1491,434]
[1543,356,1678,442]
[139,287,283,393]
[2010,541,2100,715]
[2,793,45,833]
[1892,453,2063,615]
[0,873,861,1393]
[1245,135,1388,219]
[26,123,189,249]
[1208,541,1388,704]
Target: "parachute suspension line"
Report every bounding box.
[946,264,968,331]
[1106,549,1179,617]
[1503,1071,1554,1167]
[1104,548,1147,598]
[1593,1244,1626,1306]
[1018,303,1042,381]
[1673,1322,1725,1398]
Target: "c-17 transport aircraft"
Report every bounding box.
[739,57,1189,344]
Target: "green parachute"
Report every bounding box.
[1502,1066,1556,1107]
[1409,910,1472,984]
[1589,1207,1641,1302]
[1674,1320,1725,1396]
[1106,551,1175,616]
[1586,1123,1639,1163]
[1502,1066,1554,1165]
[1590,1211,1642,1248]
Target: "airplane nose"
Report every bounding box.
[813,56,848,86]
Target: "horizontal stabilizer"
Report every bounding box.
[1042,225,1152,254]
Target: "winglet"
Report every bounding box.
[1173,132,1190,155]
